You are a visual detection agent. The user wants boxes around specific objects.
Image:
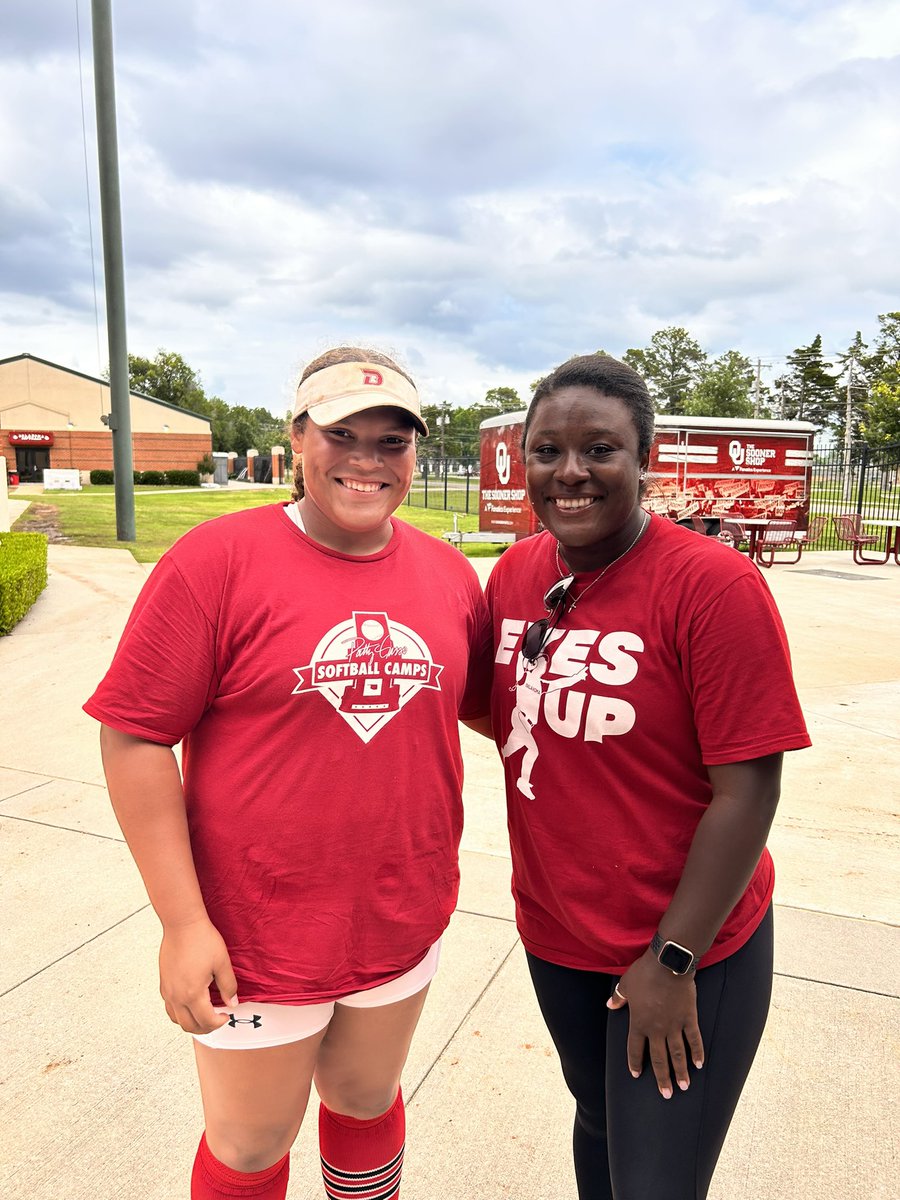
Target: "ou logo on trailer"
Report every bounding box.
[495,440,511,485]
[728,439,745,467]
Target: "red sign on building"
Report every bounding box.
[7,431,55,446]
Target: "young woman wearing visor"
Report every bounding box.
[86,347,491,1200]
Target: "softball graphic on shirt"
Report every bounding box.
[292,611,444,743]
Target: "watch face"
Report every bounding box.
[659,941,694,974]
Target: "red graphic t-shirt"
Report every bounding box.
[85,505,492,1003]
[486,514,811,974]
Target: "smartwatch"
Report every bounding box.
[650,931,696,976]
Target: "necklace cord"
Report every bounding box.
[555,511,649,611]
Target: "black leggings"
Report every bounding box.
[526,907,773,1200]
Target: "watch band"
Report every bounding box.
[650,931,696,976]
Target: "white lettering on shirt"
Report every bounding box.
[500,622,644,794]
[588,632,644,685]
[584,696,636,742]
[497,618,527,664]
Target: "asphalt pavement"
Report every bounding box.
[1,507,898,1199]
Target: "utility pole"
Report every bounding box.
[92,0,135,540]
[843,368,853,455]
[437,404,450,464]
[754,359,761,418]
[842,353,856,503]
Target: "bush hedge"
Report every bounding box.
[88,468,202,487]
[165,469,201,487]
[0,532,49,635]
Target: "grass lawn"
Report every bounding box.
[13,486,503,562]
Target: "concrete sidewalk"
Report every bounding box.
[1,539,898,1199]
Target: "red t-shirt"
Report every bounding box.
[485,515,811,973]
[85,505,492,1004]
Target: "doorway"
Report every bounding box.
[15,448,51,482]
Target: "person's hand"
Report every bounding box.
[606,949,704,1099]
[158,918,239,1034]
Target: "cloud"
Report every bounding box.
[0,0,897,413]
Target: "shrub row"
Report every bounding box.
[89,469,201,487]
[0,532,49,635]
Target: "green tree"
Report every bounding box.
[864,311,900,387]
[859,380,900,446]
[623,328,707,414]
[773,335,839,430]
[126,349,208,413]
[684,351,759,419]
[122,348,290,455]
[419,388,525,464]
[482,386,524,413]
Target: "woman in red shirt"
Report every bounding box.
[86,347,491,1200]
[485,353,810,1199]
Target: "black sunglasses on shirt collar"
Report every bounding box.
[521,574,575,666]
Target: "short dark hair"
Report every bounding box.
[524,354,655,459]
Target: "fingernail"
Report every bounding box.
[630,1069,640,1079]
[228,995,239,1007]
[694,1059,703,1069]
[661,1087,673,1100]
[678,1079,689,1091]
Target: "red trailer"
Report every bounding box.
[477,411,536,539]
[647,415,817,526]
[476,412,817,538]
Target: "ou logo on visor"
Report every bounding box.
[495,440,511,485]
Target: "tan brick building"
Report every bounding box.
[0,353,212,482]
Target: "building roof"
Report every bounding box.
[0,352,213,425]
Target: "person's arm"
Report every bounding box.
[608,753,782,1098]
[100,725,238,1034]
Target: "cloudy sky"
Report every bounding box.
[2,0,898,416]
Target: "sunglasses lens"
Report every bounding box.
[522,618,548,662]
[543,574,574,610]
[525,576,575,663]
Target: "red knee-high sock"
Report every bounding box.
[191,1132,290,1199]
[318,1088,405,1200]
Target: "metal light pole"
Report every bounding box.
[92,0,135,540]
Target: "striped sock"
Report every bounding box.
[318,1088,405,1200]
[190,1132,289,1198]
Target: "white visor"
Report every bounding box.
[293,362,428,436]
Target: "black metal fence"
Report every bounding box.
[402,442,900,551]
[405,458,480,515]
[809,440,900,549]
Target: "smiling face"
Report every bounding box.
[524,387,650,573]
[291,406,417,554]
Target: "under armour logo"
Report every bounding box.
[361,369,383,386]
[228,1014,262,1028]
